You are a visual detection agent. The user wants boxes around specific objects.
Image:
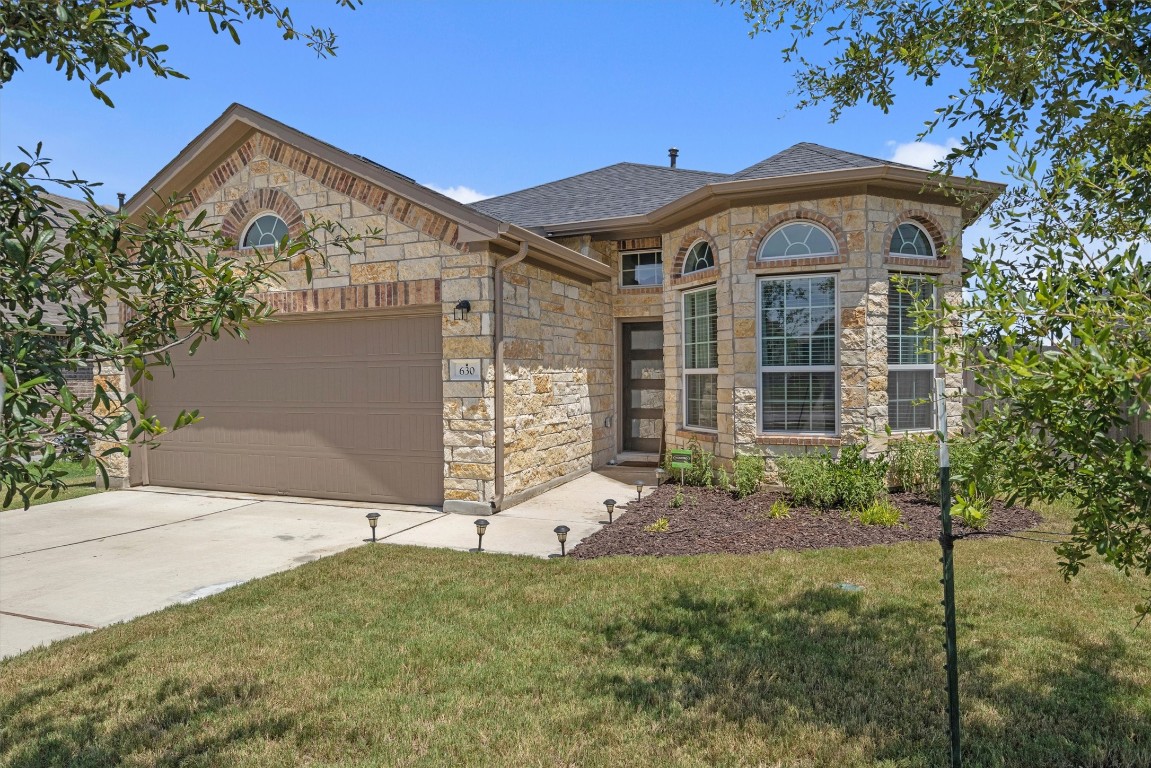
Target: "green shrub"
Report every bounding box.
[854,498,902,526]
[664,442,716,487]
[732,452,766,499]
[644,517,670,533]
[953,480,993,530]
[715,466,731,491]
[768,498,791,519]
[950,437,1001,502]
[669,488,685,509]
[777,444,888,511]
[887,434,939,496]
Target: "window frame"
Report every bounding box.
[756,273,840,436]
[620,249,664,288]
[682,285,719,432]
[757,221,839,261]
[888,221,936,259]
[681,239,715,275]
[241,213,290,249]
[886,274,937,432]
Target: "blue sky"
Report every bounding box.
[1,1,984,209]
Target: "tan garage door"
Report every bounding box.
[134,312,443,506]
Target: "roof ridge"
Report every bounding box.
[615,161,727,177]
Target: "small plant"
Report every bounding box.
[887,433,939,496]
[768,498,791,519]
[776,453,838,509]
[732,452,766,499]
[644,517,671,533]
[669,488,685,509]
[953,481,992,530]
[715,466,731,491]
[777,444,887,511]
[854,498,902,527]
[666,441,716,487]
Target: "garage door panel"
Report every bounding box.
[137,314,443,505]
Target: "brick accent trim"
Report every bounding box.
[675,428,718,442]
[617,285,662,295]
[745,210,849,271]
[755,435,843,447]
[617,236,662,251]
[254,279,441,314]
[183,131,462,248]
[883,210,956,270]
[219,188,305,244]
[670,228,720,287]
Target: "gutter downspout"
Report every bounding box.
[490,241,529,513]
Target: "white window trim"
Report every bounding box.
[757,221,839,261]
[682,239,715,275]
[756,273,840,436]
[888,221,936,259]
[887,275,937,432]
[682,285,719,432]
[241,212,289,250]
[619,249,664,289]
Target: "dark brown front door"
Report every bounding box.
[622,322,664,453]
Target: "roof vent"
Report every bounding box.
[668,147,679,169]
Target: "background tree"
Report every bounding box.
[740,0,1151,610]
[1,0,361,507]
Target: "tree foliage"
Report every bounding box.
[1,0,360,507]
[741,0,1151,610]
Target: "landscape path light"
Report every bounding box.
[656,468,666,487]
[472,518,489,553]
[551,525,570,558]
[635,480,644,502]
[602,498,617,525]
[365,512,381,543]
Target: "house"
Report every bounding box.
[40,192,97,402]
[103,104,1001,512]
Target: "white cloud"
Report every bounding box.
[886,138,961,169]
[423,183,490,204]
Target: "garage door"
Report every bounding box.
[134,312,443,505]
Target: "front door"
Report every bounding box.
[622,321,664,453]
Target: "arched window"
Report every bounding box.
[242,214,289,248]
[682,240,714,274]
[890,222,935,257]
[758,222,838,260]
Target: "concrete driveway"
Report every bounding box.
[0,471,642,659]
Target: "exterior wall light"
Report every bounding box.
[453,299,471,320]
[635,480,644,502]
[472,518,489,552]
[603,498,617,525]
[552,525,570,558]
[365,512,381,543]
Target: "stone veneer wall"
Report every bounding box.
[500,261,612,497]
[659,192,966,466]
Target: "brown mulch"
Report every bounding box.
[570,484,1043,559]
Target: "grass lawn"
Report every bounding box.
[2,461,101,511]
[1,503,1147,767]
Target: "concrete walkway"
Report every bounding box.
[0,470,641,659]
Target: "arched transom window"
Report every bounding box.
[682,240,714,274]
[242,214,289,248]
[890,222,935,257]
[759,222,838,260]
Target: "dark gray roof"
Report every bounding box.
[39,192,95,331]
[730,142,923,180]
[469,143,924,229]
[469,162,728,229]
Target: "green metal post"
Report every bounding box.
[937,377,962,767]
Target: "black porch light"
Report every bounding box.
[453,299,471,321]
[553,525,570,558]
[473,518,489,552]
[365,512,381,543]
[603,498,617,525]
[635,480,644,502]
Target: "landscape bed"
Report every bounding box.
[571,484,1042,559]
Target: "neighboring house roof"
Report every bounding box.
[469,142,1001,233]
[471,163,729,230]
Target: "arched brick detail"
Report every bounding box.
[884,209,954,269]
[745,209,849,270]
[218,188,306,245]
[670,228,720,286]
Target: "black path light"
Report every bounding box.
[365,512,381,543]
[656,467,666,487]
[634,480,644,502]
[472,518,489,553]
[551,525,571,558]
[602,498,617,525]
